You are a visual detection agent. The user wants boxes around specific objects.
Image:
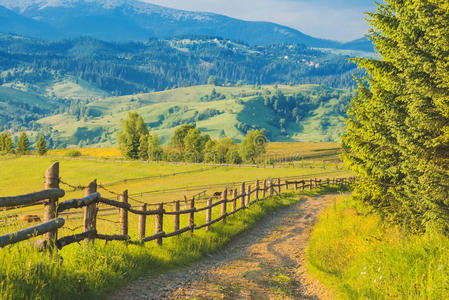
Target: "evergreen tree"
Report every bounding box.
[36,135,47,155]
[117,112,149,159]
[342,0,449,232]
[16,132,29,155]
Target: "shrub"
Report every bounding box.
[65,149,82,157]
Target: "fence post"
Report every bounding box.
[286,180,289,190]
[44,162,59,244]
[309,179,313,191]
[302,180,305,191]
[155,203,164,246]
[263,179,267,198]
[294,180,298,192]
[278,178,281,194]
[240,182,246,208]
[246,184,251,206]
[174,201,180,232]
[138,204,146,241]
[120,190,128,237]
[255,180,259,201]
[269,180,273,196]
[206,197,212,231]
[84,180,97,244]
[232,189,237,212]
[221,188,227,224]
[189,199,195,232]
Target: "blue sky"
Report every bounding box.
[145,0,377,41]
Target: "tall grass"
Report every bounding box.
[0,187,342,300]
[307,196,449,299]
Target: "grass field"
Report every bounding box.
[33,84,348,147]
[306,195,449,299]
[0,182,348,299]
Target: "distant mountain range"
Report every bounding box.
[0,0,373,51]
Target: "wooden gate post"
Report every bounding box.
[278,178,281,194]
[44,162,59,243]
[263,179,267,198]
[206,197,212,231]
[246,184,251,206]
[240,182,246,208]
[120,190,128,236]
[189,199,195,232]
[84,180,97,244]
[255,180,260,201]
[232,189,237,212]
[138,204,147,241]
[156,203,164,246]
[174,201,180,232]
[221,188,227,224]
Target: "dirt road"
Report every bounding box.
[110,194,337,300]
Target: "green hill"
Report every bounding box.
[36,84,351,147]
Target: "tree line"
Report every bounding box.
[117,112,267,164]
[0,132,47,155]
[343,1,449,233]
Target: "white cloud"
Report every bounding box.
[143,0,376,41]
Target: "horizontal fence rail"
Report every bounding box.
[0,162,356,249]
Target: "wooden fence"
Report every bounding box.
[0,162,356,249]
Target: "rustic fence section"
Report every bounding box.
[0,162,356,249]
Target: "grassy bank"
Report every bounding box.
[0,187,343,300]
[307,196,449,299]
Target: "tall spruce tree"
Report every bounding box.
[36,135,47,155]
[343,0,449,232]
[16,132,30,155]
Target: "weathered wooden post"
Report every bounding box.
[278,178,281,194]
[286,180,289,190]
[263,179,267,198]
[206,197,212,231]
[232,189,237,212]
[240,182,246,208]
[156,203,164,246]
[221,188,227,224]
[309,179,313,191]
[246,184,251,206]
[302,180,305,191]
[269,180,273,196]
[84,180,97,243]
[120,190,128,236]
[44,162,59,244]
[189,198,195,232]
[138,204,146,241]
[255,180,260,201]
[174,201,180,232]
[294,180,298,192]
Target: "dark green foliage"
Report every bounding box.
[343,1,449,232]
[36,135,47,155]
[117,112,149,160]
[0,132,14,153]
[16,132,29,155]
[170,124,196,151]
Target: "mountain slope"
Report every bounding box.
[0,0,373,51]
[35,85,351,147]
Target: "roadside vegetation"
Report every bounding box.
[0,186,345,300]
[307,195,449,299]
